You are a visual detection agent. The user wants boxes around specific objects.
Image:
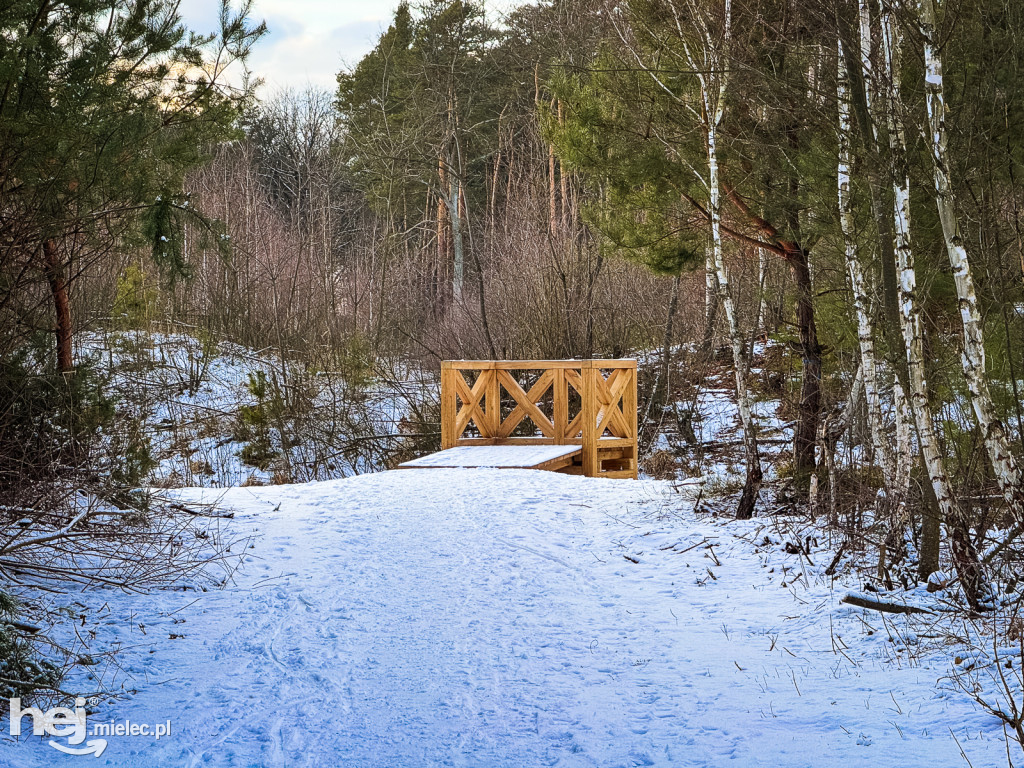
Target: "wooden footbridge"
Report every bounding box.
[400,360,637,479]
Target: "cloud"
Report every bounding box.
[248,17,386,92]
[177,0,538,93]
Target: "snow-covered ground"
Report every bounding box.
[4,470,1009,766]
[80,331,426,487]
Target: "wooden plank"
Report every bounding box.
[447,359,636,370]
[596,437,634,446]
[448,360,584,370]
[597,469,637,479]
[399,444,581,470]
[485,437,557,445]
[533,452,579,472]
[594,447,633,460]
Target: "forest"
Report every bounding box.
[2,0,1024,757]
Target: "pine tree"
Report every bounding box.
[0,0,265,370]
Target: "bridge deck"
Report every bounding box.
[398,445,581,472]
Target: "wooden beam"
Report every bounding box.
[553,368,567,444]
[441,363,457,449]
[484,366,500,438]
[623,367,638,478]
[581,366,599,477]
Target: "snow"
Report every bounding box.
[77,331,427,487]
[5,470,1010,766]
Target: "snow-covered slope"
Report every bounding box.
[5,470,1007,766]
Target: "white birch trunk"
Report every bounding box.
[706,248,717,337]
[708,123,757,465]
[893,380,914,500]
[919,0,1024,518]
[881,8,959,527]
[450,172,464,301]
[837,37,894,489]
[756,246,768,332]
[702,0,761,506]
[858,0,874,117]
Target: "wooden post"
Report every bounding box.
[624,363,638,478]
[484,363,500,438]
[581,362,599,477]
[441,362,457,449]
[553,368,567,444]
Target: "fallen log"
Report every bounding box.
[840,592,934,615]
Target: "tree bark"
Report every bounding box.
[42,238,73,374]
[701,245,718,355]
[789,247,821,479]
[658,274,681,407]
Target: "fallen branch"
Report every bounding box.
[825,542,846,576]
[840,592,934,615]
[168,502,235,519]
[1,618,41,634]
[701,438,790,449]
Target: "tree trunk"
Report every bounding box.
[837,37,895,488]
[711,139,761,519]
[43,238,73,374]
[919,0,1024,521]
[723,186,820,483]
[699,0,761,519]
[451,172,464,301]
[843,0,940,572]
[839,0,906,376]
[658,274,681,407]
[882,8,980,604]
[701,246,718,355]
[437,159,449,305]
[548,135,558,236]
[788,245,821,480]
[755,246,768,332]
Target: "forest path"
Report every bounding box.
[8,470,1003,767]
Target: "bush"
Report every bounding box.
[0,593,59,701]
[0,336,154,510]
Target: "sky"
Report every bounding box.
[178,0,529,96]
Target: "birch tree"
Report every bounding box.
[836,36,895,492]
[881,6,985,606]
[917,0,1024,522]
[682,0,762,519]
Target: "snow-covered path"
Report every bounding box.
[7,470,1007,766]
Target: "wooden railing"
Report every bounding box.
[440,360,638,478]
